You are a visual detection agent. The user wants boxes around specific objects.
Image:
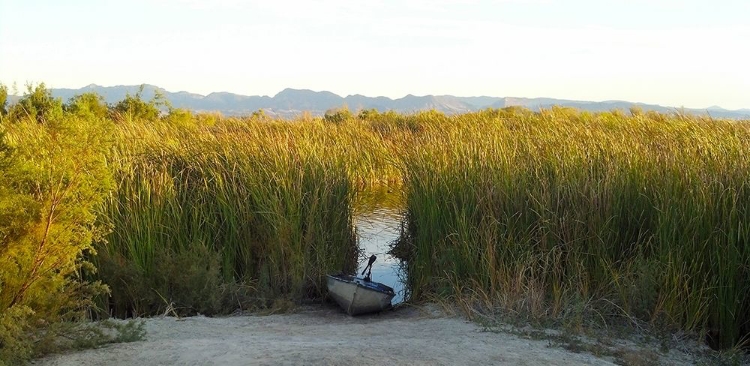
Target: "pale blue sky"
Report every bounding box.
[1,0,748,109]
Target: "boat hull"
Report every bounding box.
[327,274,395,315]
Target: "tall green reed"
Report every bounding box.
[396,108,750,348]
[97,118,364,316]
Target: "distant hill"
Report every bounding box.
[28,84,750,119]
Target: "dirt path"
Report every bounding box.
[35,305,698,365]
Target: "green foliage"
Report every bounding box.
[107,319,146,343]
[98,240,256,316]
[0,84,8,117]
[357,108,380,120]
[97,118,359,317]
[2,83,749,358]
[323,107,353,124]
[0,115,113,313]
[0,305,35,364]
[65,92,109,120]
[0,314,145,365]
[362,110,427,137]
[250,109,271,122]
[0,114,114,362]
[394,111,750,349]
[7,83,63,124]
[112,85,169,122]
[162,107,194,127]
[194,112,221,127]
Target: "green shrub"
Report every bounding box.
[111,85,168,122]
[0,305,35,364]
[65,92,109,120]
[324,107,352,124]
[0,84,8,117]
[0,113,113,362]
[6,83,63,124]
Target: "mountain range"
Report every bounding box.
[43,84,750,119]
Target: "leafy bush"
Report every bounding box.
[6,83,63,124]
[163,108,194,127]
[0,112,113,363]
[323,107,352,124]
[97,242,257,317]
[112,85,169,122]
[65,92,109,120]
[0,84,8,117]
[0,305,35,364]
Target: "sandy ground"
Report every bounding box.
[35,305,703,366]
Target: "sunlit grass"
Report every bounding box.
[97,118,372,316]
[395,107,750,349]
[6,98,747,349]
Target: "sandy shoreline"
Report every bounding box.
[34,305,704,365]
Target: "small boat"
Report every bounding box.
[327,274,395,315]
[327,255,395,315]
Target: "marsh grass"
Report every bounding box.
[5,88,748,354]
[394,107,750,349]
[96,118,368,316]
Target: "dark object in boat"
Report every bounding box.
[361,255,377,282]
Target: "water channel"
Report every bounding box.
[352,186,407,304]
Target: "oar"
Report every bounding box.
[362,255,376,281]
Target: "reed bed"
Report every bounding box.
[99,118,370,316]
[99,108,750,347]
[93,111,432,316]
[4,90,748,352]
[395,108,750,349]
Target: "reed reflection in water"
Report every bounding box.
[352,186,407,304]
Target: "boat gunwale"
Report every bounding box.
[326,274,396,296]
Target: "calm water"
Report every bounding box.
[352,186,407,304]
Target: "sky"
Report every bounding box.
[1,0,749,110]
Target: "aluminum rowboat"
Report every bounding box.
[326,274,395,315]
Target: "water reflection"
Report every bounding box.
[352,186,407,304]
